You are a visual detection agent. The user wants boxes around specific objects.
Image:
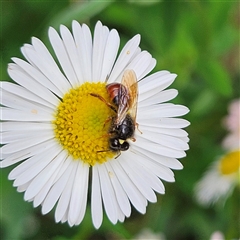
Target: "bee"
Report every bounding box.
[90,69,138,152]
[108,114,135,151]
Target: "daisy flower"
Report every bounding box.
[133,228,165,240]
[0,21,190,228]
[195,99,240,206]
[210,231,225,240]
[195,150,240,206]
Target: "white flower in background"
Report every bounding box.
[0,21,189,228]
[133,228,165,240]
[195,99,239,206]
[222,99,240,151]
[195,150,240,206]
[210,231,225,240]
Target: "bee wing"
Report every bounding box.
[121,69,138,124]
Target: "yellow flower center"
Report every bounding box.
[219,150,240,175]
[52,82,116,165]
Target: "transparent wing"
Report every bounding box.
[121,69,138,124]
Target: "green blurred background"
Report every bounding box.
[1,1,239,239]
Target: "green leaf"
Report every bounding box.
[0,169,33,240]
[190,89,218,117]
[198,59,233,97]
[127,0,161,5]
[48,1,115,29]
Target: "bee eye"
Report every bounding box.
[120,142,129,151]
[109,138,120,150]
[110,138,119,146]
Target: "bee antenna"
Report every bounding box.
[115,152,121,159]
[96,150,120,159]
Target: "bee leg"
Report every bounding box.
[103,115,114,129]
[95,133,111,140]
[135,122,142,134]
[96,149,110,153]
[89,93,116,113]
[131,137,136,142]
[105,74,110,83]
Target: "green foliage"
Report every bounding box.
[1,1,239,239]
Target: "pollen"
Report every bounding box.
[219,150,240,176]
[52,82,116,166]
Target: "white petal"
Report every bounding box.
[0,139,56,168]
[31,36,72,90]
[117,208,125,223]
[92,21,109,82]
[119,154,157,203]
[23,44,70,95]
[8,154,45,180]
[10,144,62,184]
[60,211,68,224]
[69,161,89,225]
[17,181,31,193]
[20,43,35,65]
[138,104,190,119]
[23,150,65,201]
[132,145,183,170]
[1,82,58,109]
[180,136,190,143]
[138,72,176,102]
[138,58,156,80]
[1,108,52,122]
[139,125,188,138]
[1,131,54,154]
[75,168,89,225]
[136,130,189,151]
[108,34,141,83]
[1,121,52,132]
[110,158,147,214]
[48,27,78,87]
[55,160,78,223]
[99,29,120,81]
[97,163,118,224]
[131,149,175,183]
[60,25,84,85]
[72,21,92,81]
[34,151,69,207]
[126,51,155,80]
[8,61,63,101]
[11,57,62,98]
[126,152,165,194]
[105,161,131,217]
[132,136,186,159]
[138,89,178,107]
[1,89,53,116]
[1,129,53,144]
[91,165,103,229]
[42,155,73,214]
[140,118,190,129]
[42,156,73,214]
